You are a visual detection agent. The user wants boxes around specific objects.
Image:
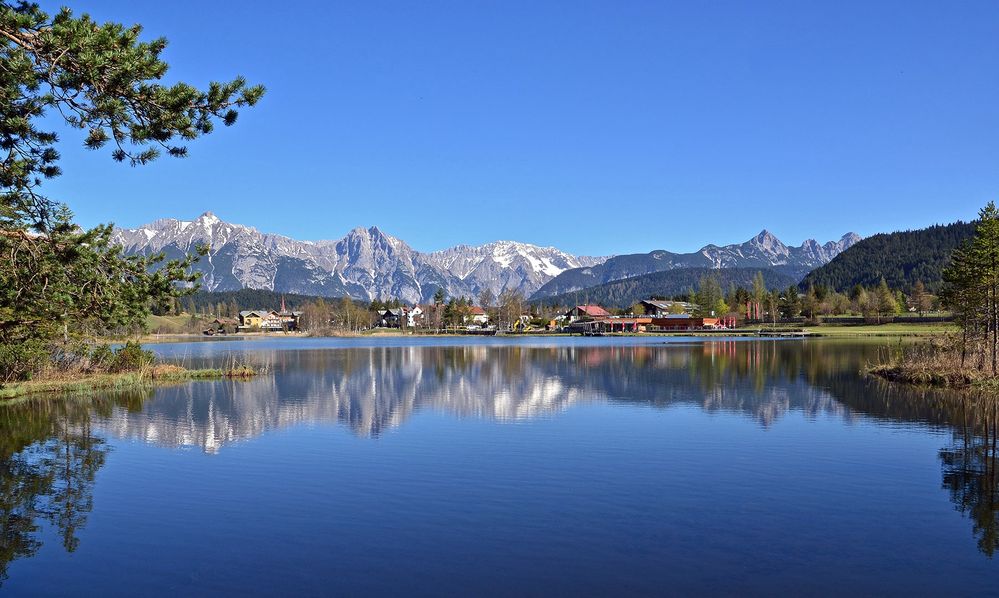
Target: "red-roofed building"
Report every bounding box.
[565,304,611,322]
[466,306,489,325]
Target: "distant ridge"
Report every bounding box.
[530,230,859,299]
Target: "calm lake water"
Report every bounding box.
[1,337,997,595]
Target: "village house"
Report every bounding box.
[238,297,303,332]
[406,305,424,328]
[379,308,405,328]
[238,310,284,331]
[647,315,737,331]
[205,317,238,335]
[638,299,690,317]
[379,306,425,328]
[277,298,303,331]
[568,312,739,334]
[564,304,611,323]
[277,310,303,331]
[577,317,653,334]
[466,306,489,326]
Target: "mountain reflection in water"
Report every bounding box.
[102,341,872,447]
[0,339,997,586]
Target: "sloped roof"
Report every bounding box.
[576,304,610,317]
[640,299,673,310]
[240,310,277,318]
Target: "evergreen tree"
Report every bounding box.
[0,3,263,381]
[942,202,999,372]
[694,274,723,317]
[780,285,801,318]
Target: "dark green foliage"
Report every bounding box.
[0,339,46,382]
[0,2,264,230]
[183,289,339,315]
[801,221,975,293]
[0,2,263,380]
[107,341,153,372]
[532,268,797,309]
[941,203,999,374]
[1,209,206,343]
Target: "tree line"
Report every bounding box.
[652,270,937,324]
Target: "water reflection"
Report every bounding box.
[0,393,142,583]
[102,342,871,449]
[939,395,999,556]
[1,339,998,569]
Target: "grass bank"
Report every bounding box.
[804,322,956,337]
[0,363,257,401]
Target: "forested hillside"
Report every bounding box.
[170,289,335,315]
[800,221,975,292]
[531,268,797,309]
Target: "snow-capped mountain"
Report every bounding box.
[113,214,858,303]
[112,212,605,303]
[530,229,861,299]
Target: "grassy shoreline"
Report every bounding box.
[803,323,956,337]
[0,364,257,401]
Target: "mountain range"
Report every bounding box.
[112,213,859,303]
[112,212,605,303]
[530,230,860,299]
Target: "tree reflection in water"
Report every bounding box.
[1,340,999,567]
[0,392,143,584]
[939,395,999,557]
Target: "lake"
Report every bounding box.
[1,337,997,595]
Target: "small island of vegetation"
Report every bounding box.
[870,202,999,388]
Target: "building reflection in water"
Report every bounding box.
[97,341,869,449]
[0,339,997,576]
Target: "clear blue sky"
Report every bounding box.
[40,0,999,256]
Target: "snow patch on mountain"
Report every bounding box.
[113,213,606,303]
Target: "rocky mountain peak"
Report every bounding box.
[114,212,860,304]
[751,229,788,252]
[840,232,862,247]
[114,213,606,302]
